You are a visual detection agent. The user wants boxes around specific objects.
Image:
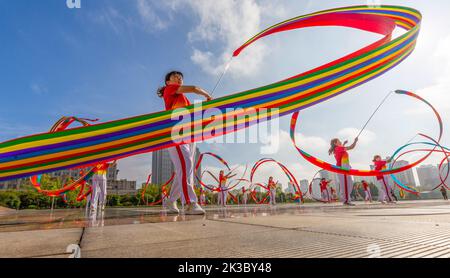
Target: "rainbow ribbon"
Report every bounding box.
[250,158,303,202]
[141,172,174,206]
[290,90,443,177]
[0,6,421,181]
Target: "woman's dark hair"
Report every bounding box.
[328,138,339,156]
[157,71,184,98]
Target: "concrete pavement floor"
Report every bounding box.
[1,200,449,258]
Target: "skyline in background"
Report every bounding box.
[1,0,450,188]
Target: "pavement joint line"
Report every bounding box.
[78,219,285,253]
[29,252,70,258]
[78,227,86,248]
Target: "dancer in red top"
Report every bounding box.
[373,155,396,204]
[241,187,248,206]
[157,71,212,215]
[361,180,373,203]
[319,178,331,202]
[91,161,116,212]
[328,138,358,206]
[217,170,237,207]
[268,177,278,205]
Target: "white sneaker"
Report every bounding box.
[166,201,180,214]
[185,203,206,215]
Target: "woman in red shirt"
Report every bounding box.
[319,178,331,202]
[157,71,212,215]
[328,137,358,206]
[373,155,395,204]
[361,180,373,203]
[268,177,278,206]
[90,161,116,212]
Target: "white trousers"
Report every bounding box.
[91,174,107,210]
[270,189,276,205]
[167,143,198,204]
[242,193,248,205]
[364,189,372,201]
[219,191,227,206]
[337,172,353,203]
[321,189,330,202]
[377,177,393,202]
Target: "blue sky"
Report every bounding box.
[1,0,450,187]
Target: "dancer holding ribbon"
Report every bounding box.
[361,180,373,203]
[91,161,116,212]
[319,178,332,202]
[241,187,248,206]
[218,170,237,207]
[157,71,212,215]
[373,155,396,204]
[328,138,358,206]
[268,177,278,206]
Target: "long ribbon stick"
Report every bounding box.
[356,90,394,139]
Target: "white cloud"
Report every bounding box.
[136,0,171,32]
[183,0,268,76]
[91,6,136,36]
[407,35,450,115]
[30,83,48,95]
[116,153,152,187]
[337,127,376,146]
[135,0,286,77]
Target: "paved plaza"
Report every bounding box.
[1,200,450,258]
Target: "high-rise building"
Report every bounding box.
[0,178,27,190]
[151,149,174,186]
[416,165,440,190]
[299,179,309,193]
[108,179,137,195]
[151,147,202,187]
[391,160,416,186]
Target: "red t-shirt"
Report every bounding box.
[362,181,369,190]
[96,162,109,175]
[268,181,276,190]
[219,174,227,189]
[320,180,329,192]
[163,84,191,110]
[334,146,349,167]
[374,160,387,181]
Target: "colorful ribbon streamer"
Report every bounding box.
[250,158,303,202]
[0,5,421,181]
[29,117,99,199]
[140,172,174,206]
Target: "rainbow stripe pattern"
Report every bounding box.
[0,5,421,181]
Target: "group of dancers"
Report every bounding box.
[326,138,399,206]
[86,70,426,214]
